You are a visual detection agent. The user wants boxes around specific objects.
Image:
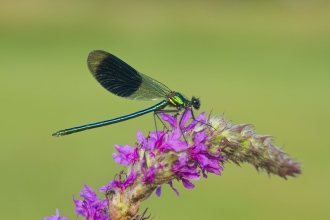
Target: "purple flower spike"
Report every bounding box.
[44,209,68,220]
[64,111,301,220]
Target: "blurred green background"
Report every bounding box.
[1,0,329,219]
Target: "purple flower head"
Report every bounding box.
[172,153,200,180]
[44,209,68,220]
[99,170,137,193]
[161,129,189,152]
[73,184,108,220]
[138,130,166,152]
[112,144,139,166]
[159,111,224,186]
[146,118,190,153]
[189,130,224,177]
[135,112,220,194]
[171,153,200,189]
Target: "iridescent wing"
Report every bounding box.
[87,50,172,101]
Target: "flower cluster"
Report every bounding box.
[74,185,108,220]
[45,110,301,220]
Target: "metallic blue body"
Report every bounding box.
[53,100,167,136]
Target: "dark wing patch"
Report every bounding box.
[88,50,142,98]
[87,50,172,100]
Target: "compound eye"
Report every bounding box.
[191,97,200,110]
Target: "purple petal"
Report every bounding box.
[148,131,166,151]
[202,170,208,178]
[205,167,221,175]
[156,186,162,197]
[73,197,85,215]
[172,153,200,180]
[99,180,119,193]
[136,130,145,143]
[73,185,109,220]
[147,132,158,151]
[112,153,130,166]
[185,112,206,131]
[194,154,210,168]
[81,184,97,202]
[113,145,139,166]
[149,151,156,158]
[99,199,108,208]
[137,130,150,150]
[123,170,138,188]
[162,140,189,152]
[160,113,177,128]
[203,160,223,176]
[195,112,206,122]
[161,129,190,152]
[167,129,181,140]
[189,143,206,155]
[168,181,180,196]
[154,132,167,149]
[182,178,195,189]
[143,166,156,183]
[149,130,164,140]
[176,166,200,180]
[194,131,207,145]
[172,153,188,171]
[179,153,188,165]
[179,109,192,128]
[115,144,134,155]
[179,153,190,167]
[118,145,136,156]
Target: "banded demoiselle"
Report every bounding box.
[52,50,200,137]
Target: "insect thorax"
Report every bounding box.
[167,92,189,109]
